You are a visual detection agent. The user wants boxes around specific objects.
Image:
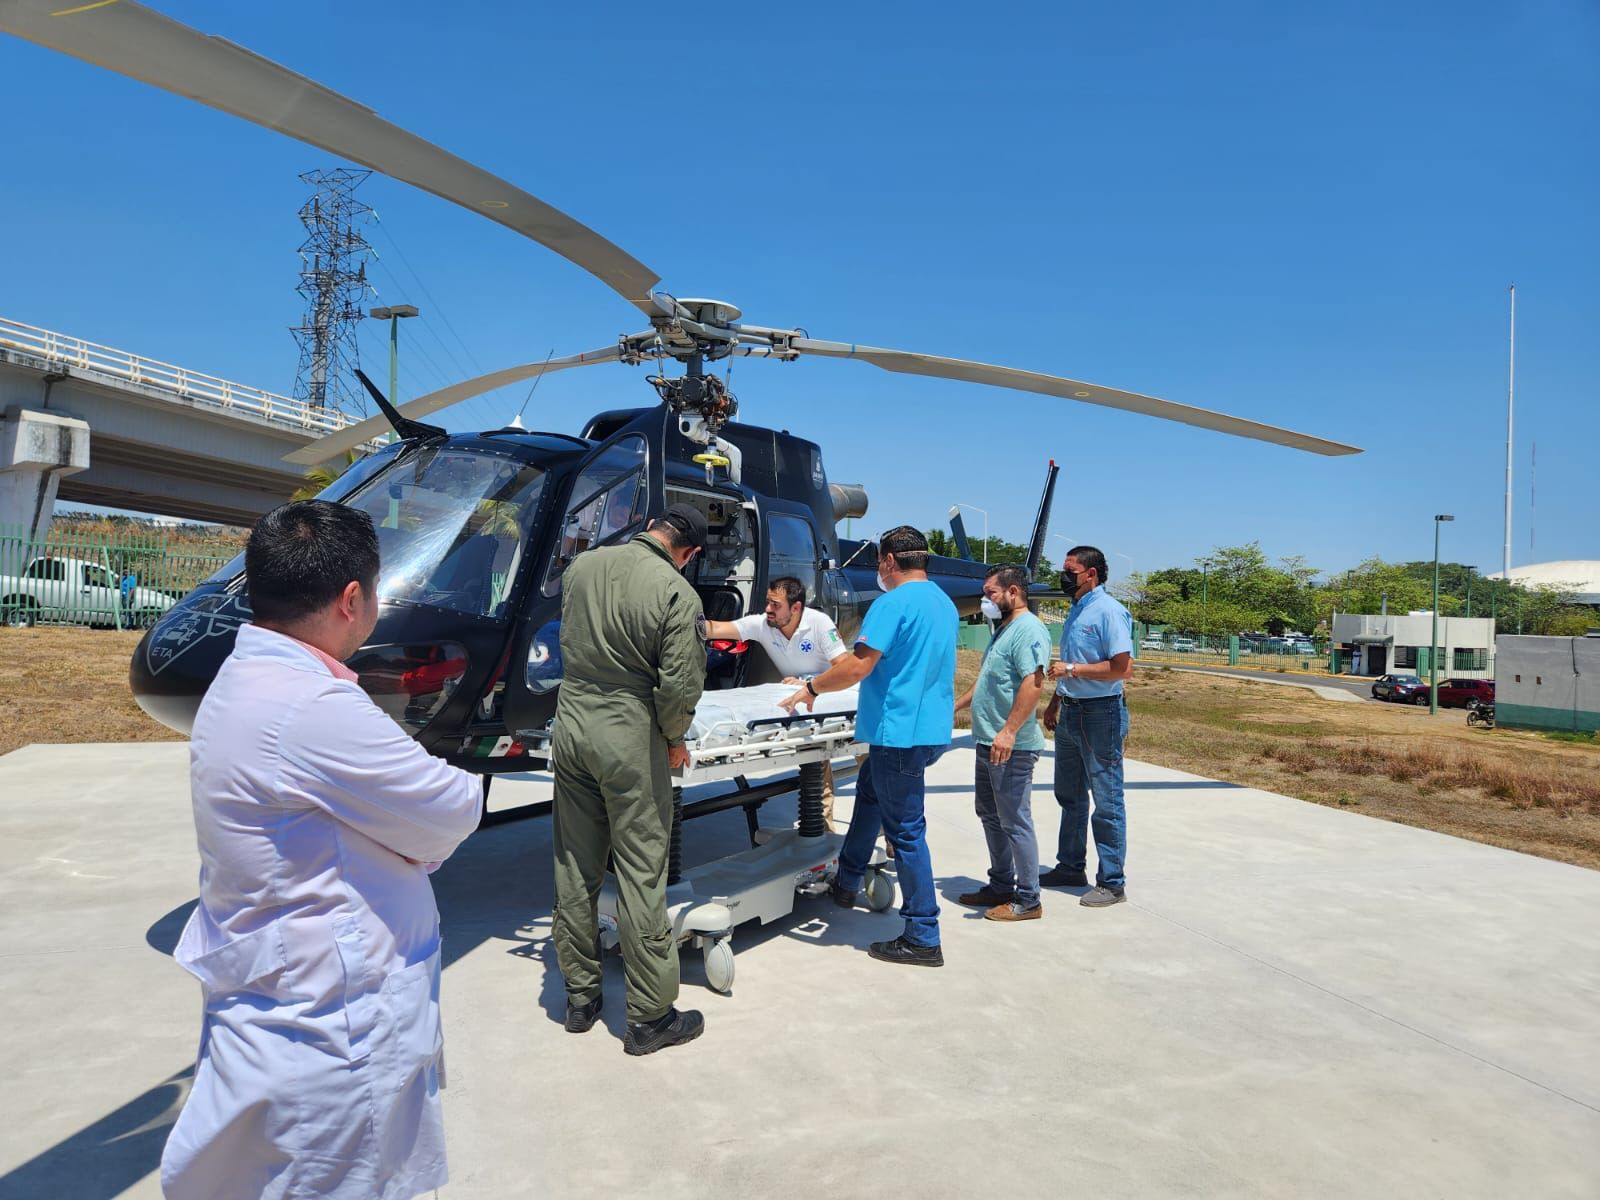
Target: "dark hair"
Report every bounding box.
[653,518,695,552]
[767,576,807,608]
[878,525,929,572]
[1067,545,1109,586]
[985,564,1030,594]
[246,500,379,624]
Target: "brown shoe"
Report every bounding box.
[957,885,1015,908]
[984,901,1042,922]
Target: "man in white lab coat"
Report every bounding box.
[161,500,483,1200]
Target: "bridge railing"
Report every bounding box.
[0,315,358,435]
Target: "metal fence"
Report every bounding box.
[0,314,357,434]
[1,525,237,631]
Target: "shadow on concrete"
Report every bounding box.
[4,772,879,1192]
[146,899,197,956]
[0,1067,192,1200]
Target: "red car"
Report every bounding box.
[1435,678,1496,709]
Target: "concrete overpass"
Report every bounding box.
[0,315,365,535]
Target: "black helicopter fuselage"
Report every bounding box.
[130,401,992,774]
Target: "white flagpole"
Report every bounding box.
[1503,285,1516,579]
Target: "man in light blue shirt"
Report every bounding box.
[781,526,956,967]
[954,564,1050,921]
[1041,546,1134,907]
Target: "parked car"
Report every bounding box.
[1435,677,1495,709]
[1139,636,1166,652]
[1171,637,1197,652]
[1371,673,1430,704]
[0,556,175,629]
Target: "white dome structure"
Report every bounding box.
[1486,561,1600,605]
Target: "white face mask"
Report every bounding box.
[980,596,1002,620]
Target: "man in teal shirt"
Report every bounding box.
[955,565,1050,920]
[781,526,956,967]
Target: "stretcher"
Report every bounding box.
[596,684,894,995]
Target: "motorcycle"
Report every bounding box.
[1467,699,1496,728]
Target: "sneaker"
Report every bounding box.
[623,1007,705,1056]
[564,994,603,1033]
[957,885,1015,908]
[1079,885,1126,908]
[984,901,1042,922]
[827,881,857,909]
[1039,866,1089,888]
[867,936,944,967]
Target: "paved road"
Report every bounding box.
[1139,660,1382,700]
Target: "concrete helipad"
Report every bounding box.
[1,737,1596,1198]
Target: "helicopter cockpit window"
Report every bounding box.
[543,434,647,596]
[336,450,547,618]
[201,443,405,589]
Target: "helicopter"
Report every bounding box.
[3,2,1362,780]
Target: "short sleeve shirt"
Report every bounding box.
[971,612,1052,750]
[855,580,958,748]
[1057,586,1134,699]
[730,607,847,678]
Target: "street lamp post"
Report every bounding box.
[1465,565,1476,619]
[1431,515,1454,714]
[952,503,989,563]
[369,304,419,406]
[1201,559,1212,641]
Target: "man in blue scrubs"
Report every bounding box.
[1041,546,1135,907]
[780,526,957,966]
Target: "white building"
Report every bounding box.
[1495,634,1600,733]
[1485,561,1600,607]
[1331,613,1496,679]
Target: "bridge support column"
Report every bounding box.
[0,407,90,541]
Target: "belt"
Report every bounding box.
[1057,693,1123,706]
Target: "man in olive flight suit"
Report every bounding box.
[552,503,709,1056]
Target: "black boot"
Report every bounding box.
[564,994,603,1033]
[623,1007,705,1056]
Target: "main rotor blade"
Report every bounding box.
[789,339,1361,456]
[0,0,660,313]
[284,344,626,465]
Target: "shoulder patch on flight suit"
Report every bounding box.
[695,613,708,642]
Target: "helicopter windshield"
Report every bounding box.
[341,449,548,617]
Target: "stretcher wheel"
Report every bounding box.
[704,938,735,994]
[864,870,896,913]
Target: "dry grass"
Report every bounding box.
[955,650,1600,871]
[0,627,180,757]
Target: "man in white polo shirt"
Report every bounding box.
[706,576,850,829]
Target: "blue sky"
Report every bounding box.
[2,1,1594,580]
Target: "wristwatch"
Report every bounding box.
[805,679,818,697]
[1066,662,1077,677]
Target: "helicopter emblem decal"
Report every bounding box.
[146,592,252,677]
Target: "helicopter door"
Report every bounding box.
[762,509,825,614]
[503,414,666,743]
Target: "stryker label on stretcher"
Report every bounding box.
[680,684,862,782]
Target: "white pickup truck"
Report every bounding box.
[1,556,176,629]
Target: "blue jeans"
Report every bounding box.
[974,745,1042,907]
[838,744,946,947]
[1052,695,1127,889]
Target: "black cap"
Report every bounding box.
[660,503,708,548]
